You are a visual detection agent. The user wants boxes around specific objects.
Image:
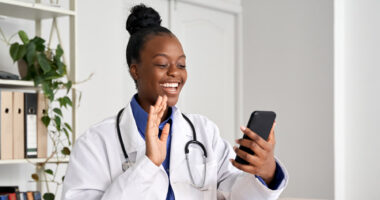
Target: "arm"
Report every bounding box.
[213,124,288,200]
[62,131,166,200]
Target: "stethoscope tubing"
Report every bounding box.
[116,107,208,189]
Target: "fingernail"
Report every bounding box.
[240,126,246,131]
[233,146,237,150]
[235,139,239,143]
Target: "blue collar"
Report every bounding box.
[130,94,173,139]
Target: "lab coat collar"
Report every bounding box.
[119,102,145,159]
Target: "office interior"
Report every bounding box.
[0,0,379,199]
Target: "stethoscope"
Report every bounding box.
[116,108,208,189]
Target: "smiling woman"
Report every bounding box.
[61,3,289,200]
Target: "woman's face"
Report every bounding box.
[130,34,187,109]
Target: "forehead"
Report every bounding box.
[140,35,184,59]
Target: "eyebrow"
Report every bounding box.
[152,53,186,59]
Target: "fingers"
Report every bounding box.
[233,146,261,166]
[160,123,170,142]
[235,138,266,157]
[157,95,167,120]
[147,105,157,129]
[240,126,272,151]
[230,159,258,174]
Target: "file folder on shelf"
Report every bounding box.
[24,93,37,158]
[13,91,24,159]
[0,90,13,160]
[37,92,48,158]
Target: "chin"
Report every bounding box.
[167,96,179,107]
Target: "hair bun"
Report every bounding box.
[126,4,162,35]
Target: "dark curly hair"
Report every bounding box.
[126,4,173,67]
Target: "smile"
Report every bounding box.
[160,82,180,94]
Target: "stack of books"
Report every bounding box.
[0,186,41,200]
[0,90,48,160]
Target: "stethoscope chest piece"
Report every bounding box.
[122,159,133,172]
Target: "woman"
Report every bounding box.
[62,4,288,200]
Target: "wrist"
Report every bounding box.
[262,161,276,185]
[146,153,161,166]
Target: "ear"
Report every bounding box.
[129,63,139,81]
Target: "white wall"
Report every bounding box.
[242,0,334,199]
[335,0,380,199]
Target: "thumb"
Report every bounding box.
[267,121,276,145]
[160,123,171,143]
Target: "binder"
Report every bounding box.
[26,192,34,200]
[0,90,13,160]
[13,92,24,159]
[37,92,47,158]
[24,93,37,158]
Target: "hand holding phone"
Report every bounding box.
[235,111,276,165]
[231,111,277,184]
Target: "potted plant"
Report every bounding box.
[9,30,73,200]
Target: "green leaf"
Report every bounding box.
[63,96,72,107]
[63,128,71,146]
[9,43,20,61]
[61,147,71,155]
[54,115,61,130]
[58,97,66,108]
[55,44,63,58]
[42,82,54,101]
[9,43,26,61]
[37,54,51,74]
[18,30,29,44]
[43,193,55,200]
[64,122,72,132]
[65,81,72,94]
[31,173,39,181]
[41,116,50,127]
[26,42,36,64]
[53,108,62,116]
[57,60,64,75]
[44,169,53,175]
[33,37,45,51]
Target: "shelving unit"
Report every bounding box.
[0,157,69,165]
[0,0,75,20]
[0,0,76,196]
[0,79,34,87]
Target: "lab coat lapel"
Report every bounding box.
[119,103,146,163]
[170,107,193,177]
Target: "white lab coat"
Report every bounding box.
[62,101,288,200]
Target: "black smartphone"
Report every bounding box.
[235,111,276,165]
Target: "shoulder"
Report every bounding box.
[183,113,219,131]
[74,115,118,149]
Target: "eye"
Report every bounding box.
[155,64,168,68]
[178,64,186,69]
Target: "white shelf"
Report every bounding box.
[0,0,75,20]
[0,157,69,165]
[0,79,35,87]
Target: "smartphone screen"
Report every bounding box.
[235,111,276,165]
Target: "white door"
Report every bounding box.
[171,2,237,144]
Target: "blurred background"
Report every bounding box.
[0,0,379,199]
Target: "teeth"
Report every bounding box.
[160,83,179,88]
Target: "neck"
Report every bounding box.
[136,94,170,123]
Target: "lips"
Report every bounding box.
[160,81,180,95]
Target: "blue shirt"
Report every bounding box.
[130,94,284,199]
[130,95,175,200]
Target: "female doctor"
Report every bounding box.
[62,4,288,200]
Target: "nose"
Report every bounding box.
[167,64,179,77]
